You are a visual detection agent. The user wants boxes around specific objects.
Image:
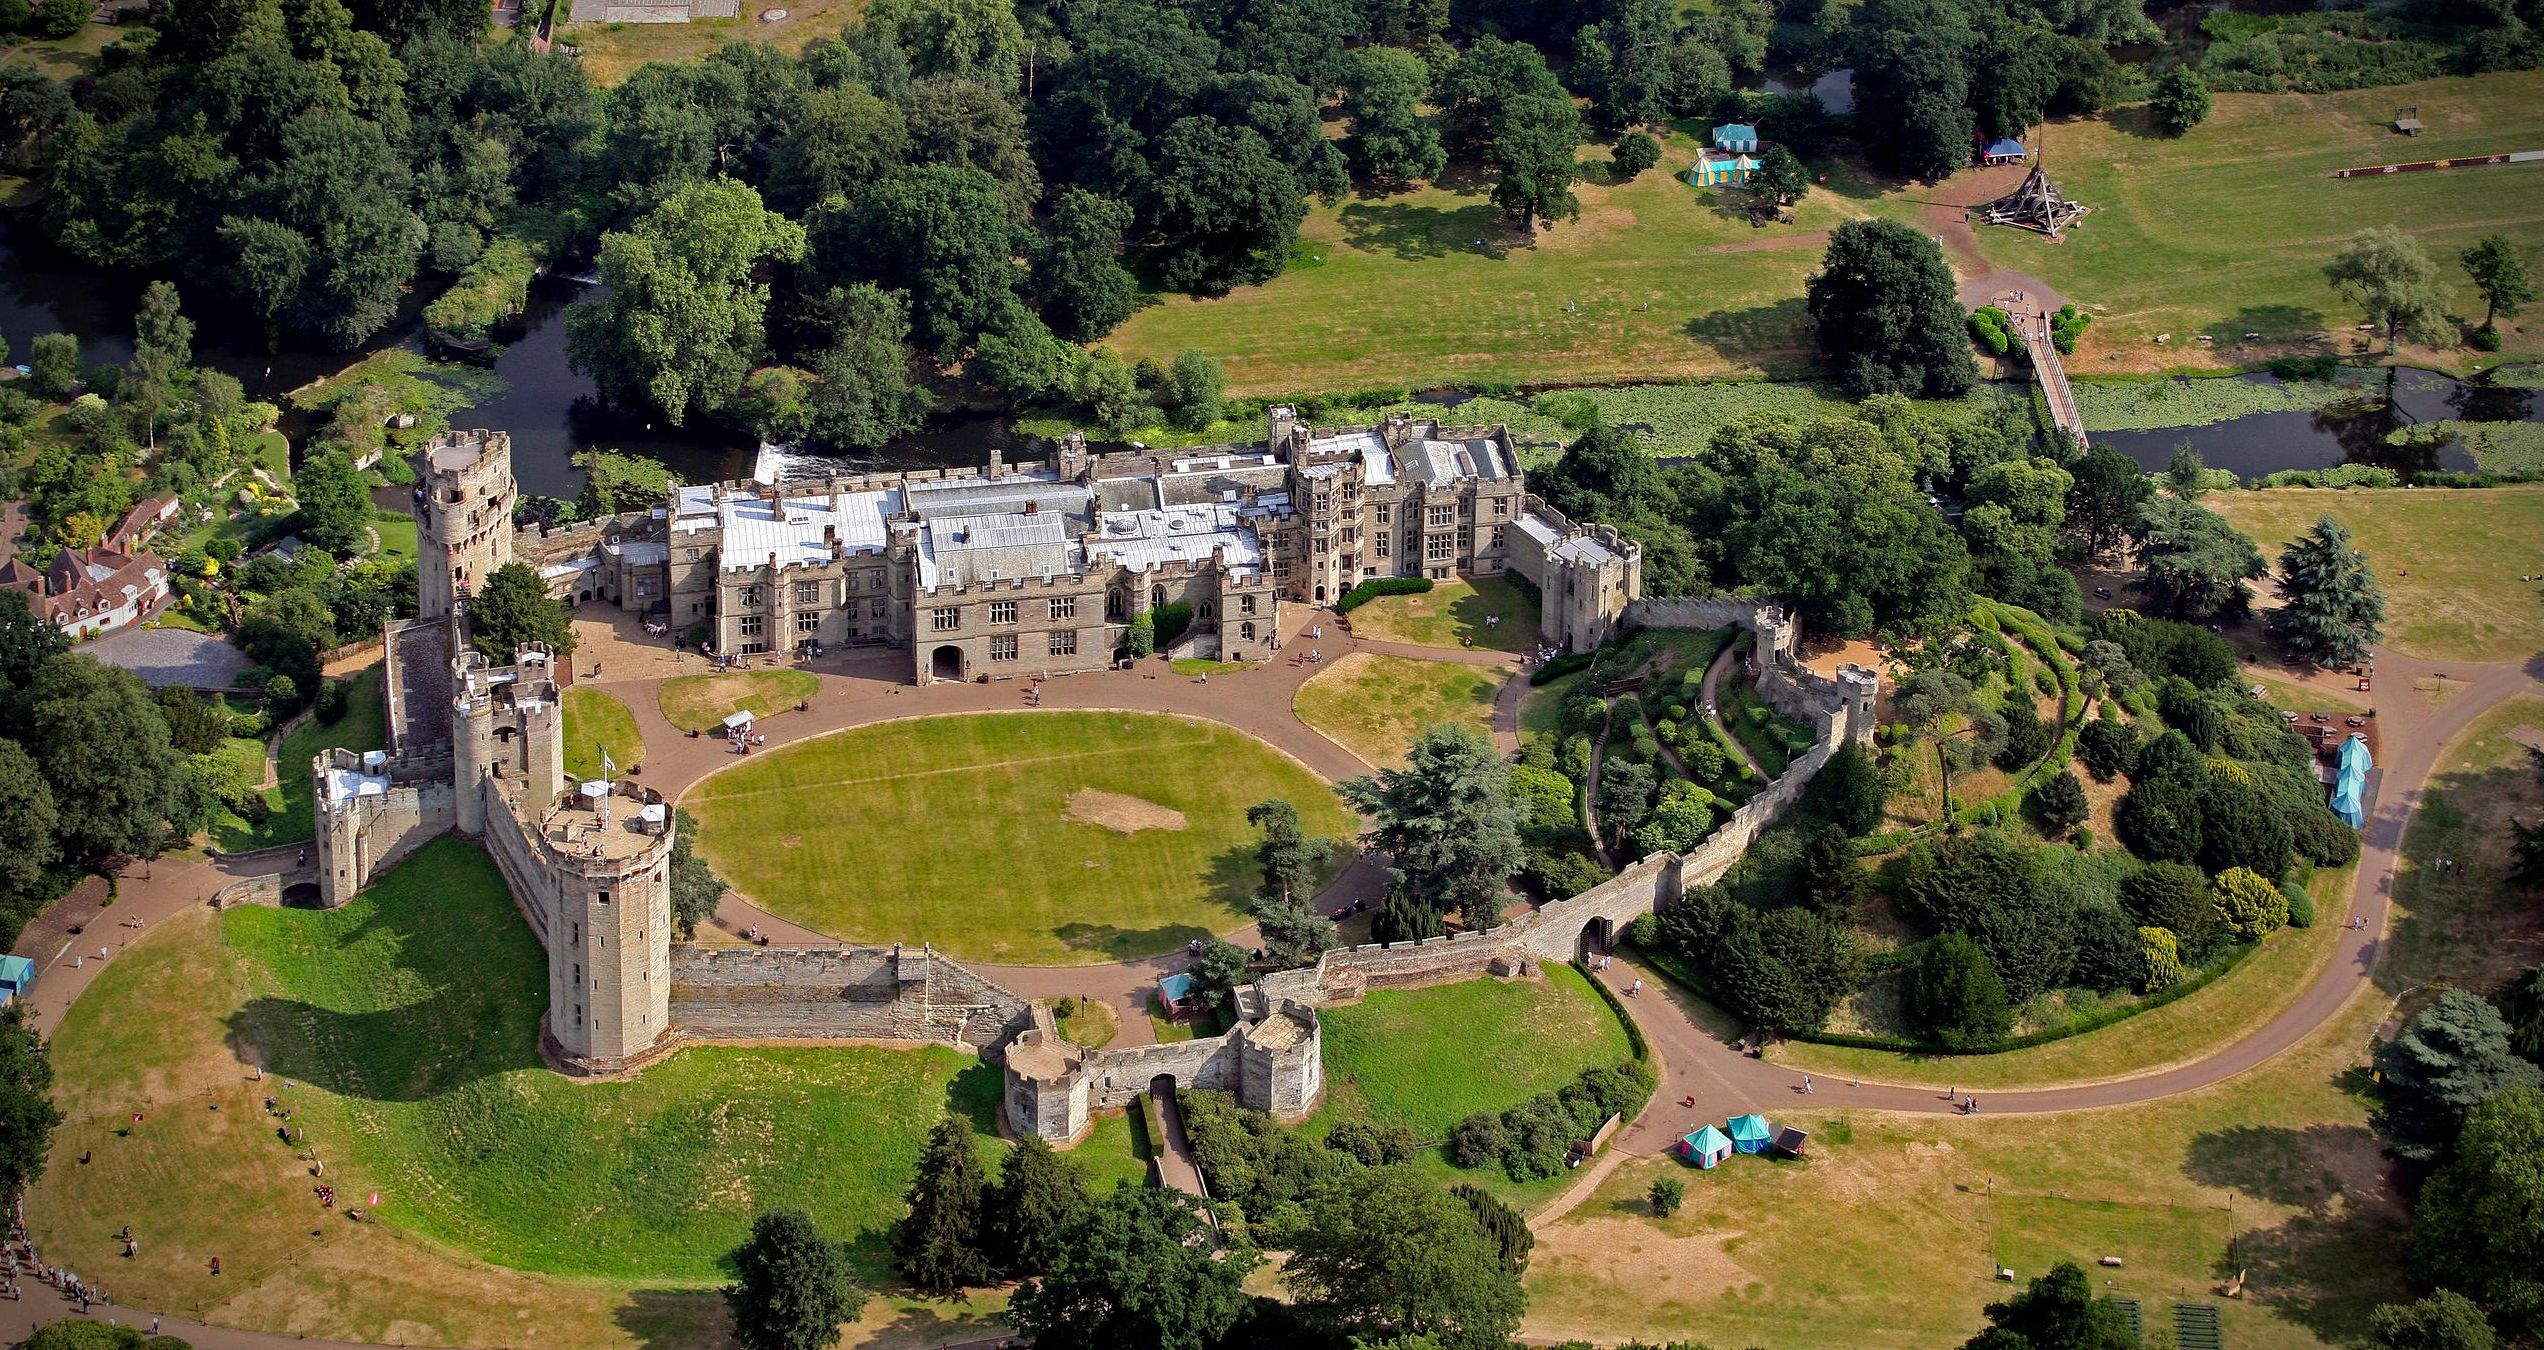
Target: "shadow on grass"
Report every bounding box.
[1337,200,1512,262]
[2181,1122,2381,1211]
[1052,920,1218,962]
[611,1289,730,1350]
[2178,1119,2410,1341]
[227,993,544,1100]
[2215,304,2327,345]
[1682,296,1812,366]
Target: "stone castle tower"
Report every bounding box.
[418,429,517,620]
[453,646,676,1073]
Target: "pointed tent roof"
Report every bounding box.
[1683,1123,1731,1154]
[1725,1113,1772,1143]
[2331,734,2374,827]
[1985,138,2026,158]
[1713,123,1758,145]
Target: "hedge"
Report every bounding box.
[1575,958,1653,1066]
[1338,576,1434,612]
[1531,651,1597,686]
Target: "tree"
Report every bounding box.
[2409,1087,2544,1343]
[1907,932,2014,1049]
[1960,1261,2137,1350]
[1143,116,1312,296]
[1851,0,1976,181]
[987,1136,1089,1278]
[293,449,373,557]
[27,0,84,38]
[1340,48,1446,190]
[1451,1182,1533,1276]
[803,286,933,451]
[2517,819,2544,891]
[2373,990,2541,1162]
[1341,725,1524,930]
[1647,1174,1685,1217]
[23,656,194,861]
[668,807,725,939]
[466,562,576,660]
[1609,131,1661,180]
[0,740,61,898]
[2131,497,2265,621]
[2211,866,2289,944]
[1009,1187,1256,1350]
[2271,516,2387,667]
[835,165,1026,357]
[1486,92,1583,230]
[2460,235,2535,331]
[2121,861,2212,944]
[2325,227,2453,354]
[2032,769,2089,837]
[724,1209,867,1350]
[1185,938,1250,1013]
[1796,823,1867,919]
[26,332,79,400]
[893,1114,991,1293]
[1287,1164,1526,1350]
[2495,963,2544,1063]
[1035,190,1138,342]
[0,1004,62,1204]
[1745,144,1810,220]
[569,179,803,426]
[2147,65,2210,135]
[767,82,908,215]
[124,281,194,448]
[2062,446,2154,560]
[1249,799,1324,908]
[1807,219,1980,399]
[2369,1291,2496,1350]
[1808,741,1887,836]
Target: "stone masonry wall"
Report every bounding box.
[668,945,1034,1050]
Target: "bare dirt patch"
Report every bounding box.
[1065,788,1189,835]
[1533,1215,1755,1291]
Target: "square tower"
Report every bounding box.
[419,429,517,620]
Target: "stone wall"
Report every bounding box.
[1007,1000,1324,1147]
[668,944,1033,1050]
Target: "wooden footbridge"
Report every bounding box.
[2008,305,2088,449]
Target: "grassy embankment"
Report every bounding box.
[561,685,645,780]
[656,667,821,732]
[682,710,1357,964]
[1293,652,1504,770]
[1345,576,1540,653]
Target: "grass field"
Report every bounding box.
[1293,652,1505,770]
[657,667,821,732]
[1347,576,1539,652]
[557,0,864,86]
[2379,694,2544,994]
[683,711,1358,963]
[1978,74,2544,372]
[1770,865,2353,1089]
[2207,484,2544,662]
[1314,964,1635,1140]
[211,664,389,853]
[1107,134,1850,393]
[28,838,1105,1348]
[561,686,644,781]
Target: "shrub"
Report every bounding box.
[2138,926,2186,992]
[2473,324,2505,351]
[2078,716,2138,782]
[1122,613,1155,658]
[2050,305,2091,355]
[1610,131,1661,179]
[1448,1112,1509,1168]
[2280,878,2316,928]
[1324,1120,1417,1166]
[2211,866,2289,943]
[1648,1175,1685,1217]
[1151,601,1193,650]
[1969,307,2012,356]
[1337,576,1433,612]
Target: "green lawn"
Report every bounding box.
[1975,72,2544,372]
[683,711,1358,964]
[1107,131,1849,393]
[561,686,644,781]
[657,668,821,732]
[2208,484,2544,663]
[211,663,389,853]
[1347,576,1540,653]
[1313,963,1635,1141]
[1293,652,1504,770]
[2380,694,2544,995]
[371,511,418,562]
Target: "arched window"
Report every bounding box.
[1106,590,1126,620]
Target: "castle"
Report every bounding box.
[301,420,1879,1149]
[493,409,1644,680]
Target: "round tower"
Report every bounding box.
[543,815,676,1073]
[419,429,517,620]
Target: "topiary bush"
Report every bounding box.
[1337,576,1433,612]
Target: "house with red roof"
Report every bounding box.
[0,544,172,638]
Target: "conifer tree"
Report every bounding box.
[893,1115,991,1292]
[987,1136,1089,1278]
[2270,516,2387,667]
[726,1209,866,1350]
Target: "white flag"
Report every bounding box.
[601,748,616,780]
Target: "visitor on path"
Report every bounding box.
[1802,1075,1814,1095]
[1629,978,1643,997]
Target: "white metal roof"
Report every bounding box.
[1087,502,1265,573]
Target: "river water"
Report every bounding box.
[2089,368,2534,477]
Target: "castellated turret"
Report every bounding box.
[418,429,517,621]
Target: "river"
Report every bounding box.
[2089,368,2535,477]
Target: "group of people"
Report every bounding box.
[9,1233,108,1313]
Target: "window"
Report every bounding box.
[1376,532,1391,557]
[932,607,960,632]
[741,586,762,607]
[1494,497,1509,517]
[1240,594,1257,615]
[1048,595,1076,621]
[685,547,701,562]
[1048,630,1077,657]
[1273,558,1293,579]
[990,634,1018,661]
[989,599,1017,625]
[1457,524,1472,552]
[1426,534,1452,561]
[740,613,764,637]
[1489,527,1506,551]
[870,599,888,619]
[796,611,820,634]
[1375,503,1391,525]
[795,581,820,605]
[1427,505,1454,528]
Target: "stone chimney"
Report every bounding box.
[987,443,1005,481]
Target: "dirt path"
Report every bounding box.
[1697,638,1762,780]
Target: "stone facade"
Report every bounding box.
[1505,495,1643,652]
[669,944,1033,1049]
[417,429,518,621]
[1004,998,1324,1148]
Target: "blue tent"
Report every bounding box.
[1712,123,1760,153]
[1725,1113,1773,1154]
[0,954,30,1006]
[2331,735,2373,828]
[1156,972,1199,1018]
[1983,138,2026,163]
[1680,1123,1733,1169]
